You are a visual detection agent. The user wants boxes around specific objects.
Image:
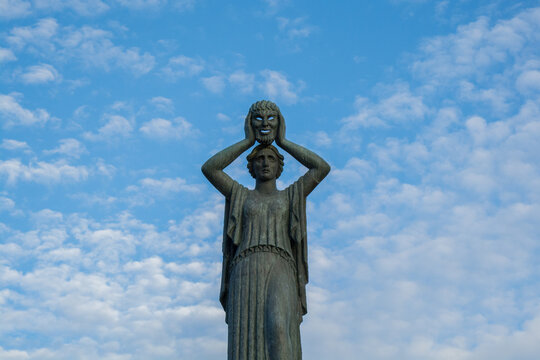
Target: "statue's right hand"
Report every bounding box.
[244,114,256,145]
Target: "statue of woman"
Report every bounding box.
[201,100,330,360]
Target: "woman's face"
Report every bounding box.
[251,110,279,145]
[252,148,279,181]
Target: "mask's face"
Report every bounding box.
[251,110,279,145]
[252,148,279,181]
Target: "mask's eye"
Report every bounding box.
[268,116,275,120]
[255,116,263,121]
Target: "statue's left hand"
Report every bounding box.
[276,114,286,146]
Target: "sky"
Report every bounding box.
[1,0,540,359]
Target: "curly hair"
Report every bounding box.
[246,144,284,179]
[248,100,281,115]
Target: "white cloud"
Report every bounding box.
[411,7,540,89]
[310,8,540,359]
[228,70,255,94]
[115,0,195,11]
[161,55,204,80]
[84,115,133,141]
[173,0,195,11]
[8,19,155,75]
[312,130,332,147]
[0,0,31,18]
[94,159,116,177]
[7,17,58,50]
[20,64,60,84]
[378,85,428,122]
[0,48,17,62]
[0,206,226,359]
[139,117,196,140]
[341,84,428,130]
[258,69,301,104]
[60,26,155,75]
[216,113,230,122]
[331,157,374,185]
[277,17,315,40]
[115,0,166,9]
[0,196,16,212]
[168,197,223,243]
[127,177,201,197]
[0,93,50,127]
[150,96,174,113]
[44,138,86,158]
[0,159,89,185]
[33,0,109,15]
[201,75,226,94]
[263,0,289,12]
[0,0,109,18]
[515,70,540,94]
[1,139,30,151]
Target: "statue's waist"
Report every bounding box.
[230,244,295,269]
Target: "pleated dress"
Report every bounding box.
[220,180,309,360]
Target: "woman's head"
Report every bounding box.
[246,144,284,179]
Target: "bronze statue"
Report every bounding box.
[201,100,330,359]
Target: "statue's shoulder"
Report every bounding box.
[227,180,250,202]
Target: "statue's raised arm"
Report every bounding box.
[274,108,330,196]
[201,113,255,198]
[201,100,330,360]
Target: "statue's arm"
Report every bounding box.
[278,138,330,196]
[275,114,330,196]
[201,117,255,197]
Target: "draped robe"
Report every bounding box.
[219,178,308,360]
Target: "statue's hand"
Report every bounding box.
[244,115,256,145]
[275,114,286,147]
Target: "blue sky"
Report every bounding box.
[1,0,540,359]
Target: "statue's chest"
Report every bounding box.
[243,191,288,220]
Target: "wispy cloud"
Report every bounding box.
[150,96,174,113]
[0,47,17,62]
[307,7,540,358]
[127,176,201,198]
[115,0,196,11]
[277,16,315,40]
[6,17,58,50]
[7,18,155,75]
[0,93,50,127]
[0,203,226,357]
[0,159,89,185]
[33,0,109,15]
[258,69,303,104]
[19,63,60,84]
[412,8,540,88]
[201,75,226,94]
[0,0,31,19]
[83,115,134,141]
[1,139,30,152]
[341,83,428,130]
[139,117,197,140]
[43,138,87,158]
[161,55,204,80]
[228,70,255,94]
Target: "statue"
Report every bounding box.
[201,100,330,359]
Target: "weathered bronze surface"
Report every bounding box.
[201,100,330,359]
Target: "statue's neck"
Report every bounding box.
[255,179,277,194]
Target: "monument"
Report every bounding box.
[201,100,330,359]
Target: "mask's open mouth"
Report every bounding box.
[260,129,271,134]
